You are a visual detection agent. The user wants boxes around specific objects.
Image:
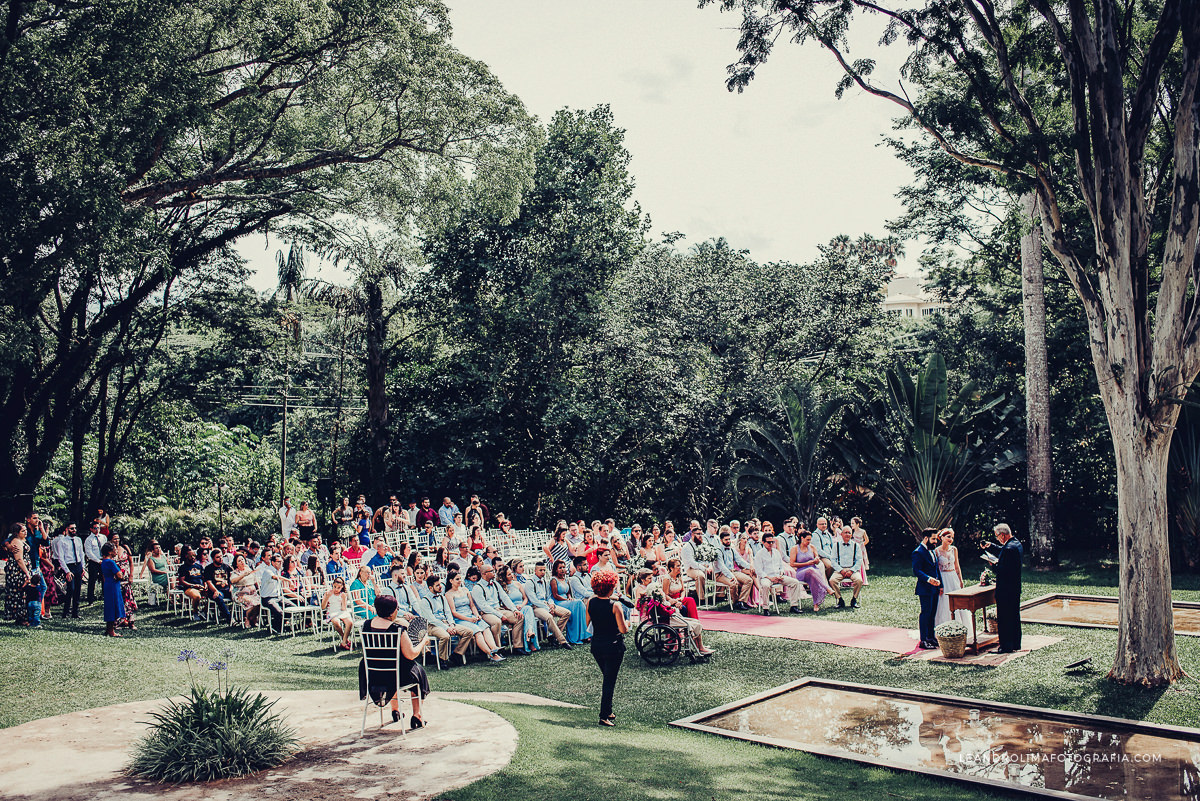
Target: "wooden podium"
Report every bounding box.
[946,585,998,654]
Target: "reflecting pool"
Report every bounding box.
[1019,595,1200,637]
[676,680,1200,801]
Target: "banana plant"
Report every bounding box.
[732,385,848,522]
[833,353,1022,538]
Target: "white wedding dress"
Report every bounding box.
[933,547,971,627]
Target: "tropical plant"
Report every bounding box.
[732,385,847,521]
[834,354,1022,538]
[128,650,298,783]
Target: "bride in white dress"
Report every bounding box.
[934,529,971,627]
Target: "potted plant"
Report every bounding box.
[985,610,999,634]
[979,568,996,586]
[934,620,969,658]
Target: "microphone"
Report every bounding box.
[615,594,636,609]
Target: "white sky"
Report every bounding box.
[242,0,917,293]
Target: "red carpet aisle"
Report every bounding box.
[697,610,919,654]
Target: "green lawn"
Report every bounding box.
[4,556,1199,801]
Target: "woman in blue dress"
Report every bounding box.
[445,571,505,662]
[549,559,589,643]
[498,564,540,652]
[100,542,127,637]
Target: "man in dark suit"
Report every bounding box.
[912,528,942,649]
[984,523,1023,653]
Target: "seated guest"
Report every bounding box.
[516,559,572,648]
[366,537,391,570]
[544,527,571,566]
[827,527,865,608]
[398,569,445,663]
[469,564,522,649]
[349,565,380,619]
[413,574,469,664]
[568,556,594,601]
[257,552,286,633]
[466,526,486,553]
[431,546,451,580]
[498,563,540,653]
[202,553,233,622]
[753,531,804,615]
[450,541,473,574]
[550,559,589,643]
[662,558,698,619]
[229,554,261,628]
[445,570,506,662]
[632,570,713,656]
[680,530,712,605]
[343,540,367,562]
[358,594,430,729]
[790,531,829,611]
[322,576,355,649]
[325,541,347,578]
[715,528,754,610]
[176,547,206,622]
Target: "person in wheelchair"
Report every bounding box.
[632,570,715,656]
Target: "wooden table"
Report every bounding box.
[946,584,997,654]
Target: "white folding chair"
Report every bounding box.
[359,631,420,737]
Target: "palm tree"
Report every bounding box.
[834,353,1022,538]
[732,385,847,522]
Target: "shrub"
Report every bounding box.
[111,507,275,555]
[127,651,298,783]
[127,685,298,783]
[934,620,968,638]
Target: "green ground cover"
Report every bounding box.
[3,556,1198,800]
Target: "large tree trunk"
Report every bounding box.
[1021,192,1055,568]
[364,278,389,496]
[1103,384,1184,686]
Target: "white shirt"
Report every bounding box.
[84,532,105,564]
[278,505,296,537]
[754,546,788,579]
[53,534,84,570]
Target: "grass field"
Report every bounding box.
[3,555,1199,801]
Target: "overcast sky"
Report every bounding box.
[243,0,916,292]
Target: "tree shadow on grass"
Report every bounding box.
[451,704,1028,801]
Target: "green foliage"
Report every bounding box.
[112,507,275,555]
[732,385,848,522]
[127,684,298,783]
[835,353,1022,538]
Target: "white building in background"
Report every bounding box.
[883,274,945,319]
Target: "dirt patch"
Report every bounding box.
[1,691,518,801]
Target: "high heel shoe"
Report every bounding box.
[391,710,401,723]
[410,716,425,730]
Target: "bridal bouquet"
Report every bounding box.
[692,541,719,565]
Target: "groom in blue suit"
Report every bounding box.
[912,528,942,649]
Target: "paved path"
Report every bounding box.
[2,690,526,801]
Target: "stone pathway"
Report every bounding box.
[2,690,530,801]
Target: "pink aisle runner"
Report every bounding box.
[698,610,919,654]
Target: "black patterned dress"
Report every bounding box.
[5,539,30,623]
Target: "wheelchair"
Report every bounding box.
[633,597,710,667]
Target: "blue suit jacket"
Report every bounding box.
[912,543,941,597]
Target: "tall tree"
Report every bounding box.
[706,0,1198,685]
[0,0,536,500]
[1021,192,1055,568]
[425,106,647,519]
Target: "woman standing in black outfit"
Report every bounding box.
[585,570,628,727]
